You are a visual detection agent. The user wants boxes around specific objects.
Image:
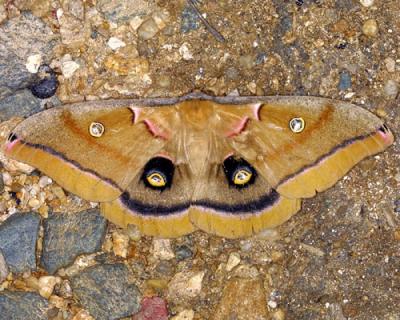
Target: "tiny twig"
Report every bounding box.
[187,0,226,43]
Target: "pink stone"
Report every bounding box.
[132,297,168,320]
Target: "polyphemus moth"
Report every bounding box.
[3,93,394,238]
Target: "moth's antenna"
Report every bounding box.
[187,0,226,43]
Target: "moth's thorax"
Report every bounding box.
[178,100,215,131]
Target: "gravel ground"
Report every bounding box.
[0,1,399,319]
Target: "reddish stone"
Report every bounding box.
[132,297,168,320]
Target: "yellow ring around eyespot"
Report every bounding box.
[147,172,166,187]
[233,169,252,185]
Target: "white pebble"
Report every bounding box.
[38,176,52,188]
[344,92,355,99]
[107,37,126,50]
[61,60,80,79]
[226,252,241,272]
[26,54,42,73]
[268,300,278,309]
[38,276,61,299]
[179,43,193,61]
[360,0,374,7]
[152,239,175,260]
[2,172,12,186]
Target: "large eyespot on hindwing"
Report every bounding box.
[141,157,175,191]
[223,156,257,189]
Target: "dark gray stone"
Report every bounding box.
[41,209,107,274]
[71,263,141,320]
[181,5,200,33]
[0,89,43,121]
[0,212,40,273]
[0,291,49,320]
[0,12,58,100]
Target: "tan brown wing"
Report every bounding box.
[227,97,393,198]
[100,161,196,238]
[4,101,176,201]
[188,158,301,238]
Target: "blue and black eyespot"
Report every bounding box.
[223,156,257,189]
[141,157,174,191]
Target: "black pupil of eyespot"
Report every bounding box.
[141,157,174,190]
[8,133,17,142]
[223,156,256,188]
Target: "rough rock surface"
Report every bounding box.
[0,212,40,273]
[0,291,49,320]
[41,209,107,274]
[71,263,141,320]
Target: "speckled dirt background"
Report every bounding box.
[0,0,399,319]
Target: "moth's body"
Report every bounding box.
[4,94,394,238]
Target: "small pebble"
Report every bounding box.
[38,176,52,188]
[107,37,126,50]
[178,43,193,61]
[38,275,61,299]
[2,172,12,186]
[138,18,159,40]
[112,231,129,258]
[171,309,194,320]
[384,57,396,73]
[268,300,278,309]
[30,65,58,99]
[26,54,42,73]
[28,198,40,209]
[152,239,175,260]
[226,252,241,272]
[362,19,378,37]
[175,245,193,261]
[61,60,80,79]
[130,16,144,31]
[360,0,374,7]
[167,270,205,303]
[383,80,399,98]
[132,296,168,320]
